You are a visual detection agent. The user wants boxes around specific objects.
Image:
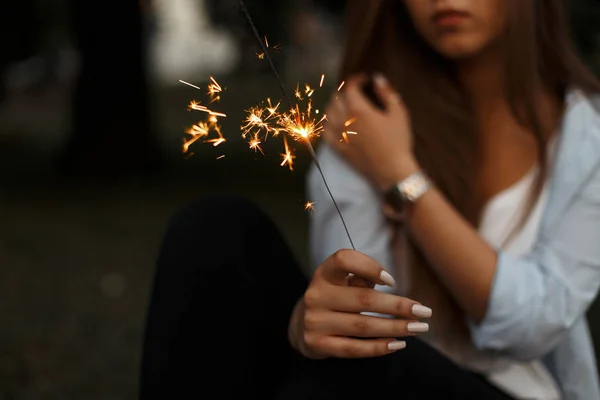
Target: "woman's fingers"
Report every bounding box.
[303,333,406,358]
[308,283,431,319]
[305,310,428,338]
[347,274,374,288]
[344,77,374,115]
[319,249,395,288]
[373,73,404,111]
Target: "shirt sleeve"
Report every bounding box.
[306,143,393,278]
[469,164,600,361]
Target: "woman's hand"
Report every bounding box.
[324,74,420,191]
[288,249,432,359]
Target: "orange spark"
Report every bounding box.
[339,130,357,144]
[248,132,264,155]
[319,74,325,88]
[183,122,210,152]
[205,137,226,147]
[337,81,346,91]
[340,131,349,144]
[305,201,316,212]
[344,117,357,127]
[279,111,326,142]
[188,100,227,118]
[305,84,315,98]
[242,106,270,138]
[207,76,223,103]
[294,84,303,100]
[280,136,295,171]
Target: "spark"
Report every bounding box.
[182,77,227,155]
[256,52,265,60]
[339,130,358,144]
[242,80,328,144]
[217,155,225,160]
[242,106,272,138]
[266,98,280,117]
[264,36,282,51]
[179,80,201,90]
[337,81,346,91]
[344,117,357,127]
[340,131,349,144]
[294,84,303,100]
[305,84,315,98]
[280,136,295,171]
[279,109,327,142]
[188,100,227,118]
[207,76,223,103]
[248,132,264,154]
[319,74,325,88]
[183,122,209,153]
[205,137,226,147]
[305,201,316,212]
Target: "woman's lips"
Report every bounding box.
[433,10,470,28]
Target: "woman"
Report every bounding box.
[310,0,600,399]
[139,1,600,399]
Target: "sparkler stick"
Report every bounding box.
[239,0,356,250]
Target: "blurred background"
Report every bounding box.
[0,0,599,398]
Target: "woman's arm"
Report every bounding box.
[325,75,600,360]
[307,143,394,289]
[399,159,600,360]
[394,161,497,322]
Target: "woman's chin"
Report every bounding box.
[434,38,486,61]
[439,46,481,60]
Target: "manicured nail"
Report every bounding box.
[379,270,395,287]
[374,72,388,88]
[407,322,429,333]
[387,341,406,351]
[412,304,433,318]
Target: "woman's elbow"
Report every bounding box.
[472,310,572,361]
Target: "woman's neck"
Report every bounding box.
[456,46,510,129]
[455,46,561,138]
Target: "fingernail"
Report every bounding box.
[374,72,388,88]
[379,270,395,287]
[388,341,407,351]
[407,322,429,333]
[412,304,432,318]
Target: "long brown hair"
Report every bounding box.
[339,0,600,345]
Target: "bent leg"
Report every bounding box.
[140,195,308,399]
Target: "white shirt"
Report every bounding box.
[456,166,561,399]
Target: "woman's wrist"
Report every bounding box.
[378,153,421,192]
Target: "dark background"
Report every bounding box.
[0,1,599,398]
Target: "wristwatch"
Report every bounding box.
[383,171,432,221]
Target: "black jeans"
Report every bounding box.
[139,195,513,399]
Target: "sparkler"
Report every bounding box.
[238,0,355,250]
[181,76,227,156]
